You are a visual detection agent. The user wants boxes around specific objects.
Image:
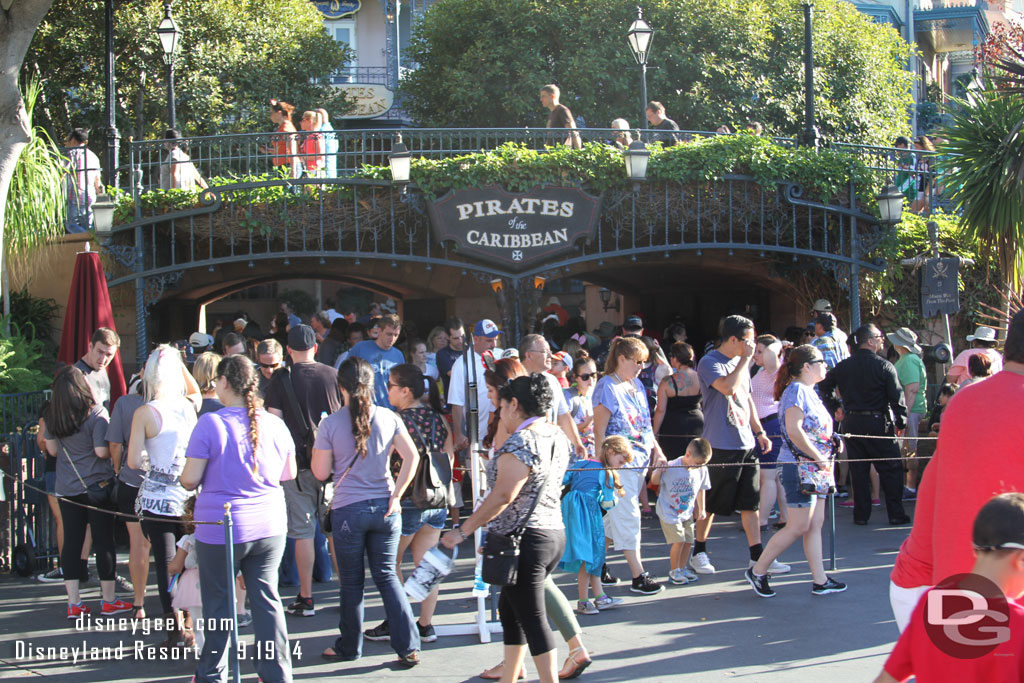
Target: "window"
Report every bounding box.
[325,19,357,83]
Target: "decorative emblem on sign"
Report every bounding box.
[426,185,601,271]
[313,0,361,18]
[920,256,960,317]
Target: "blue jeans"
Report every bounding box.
[66,200,92,233]
[331,497,420,659]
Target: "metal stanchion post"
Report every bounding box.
[828,493,837,571]
[223,503,242,683]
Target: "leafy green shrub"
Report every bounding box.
[0,323,55,394]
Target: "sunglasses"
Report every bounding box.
[807,359,826,365]
[577,372,597,381]
[258,362,280,369]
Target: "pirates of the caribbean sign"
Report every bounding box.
[920,256,960,317]
[426,185,601,271]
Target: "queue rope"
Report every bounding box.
[0,468,223,525]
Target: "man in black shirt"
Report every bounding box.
[435,316,465,399]
[265,325,341,617]
[819,324,910,526]
[645,101,681,147]
[74,327,118,411]
[540,84,582,149]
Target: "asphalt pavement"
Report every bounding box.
[0,500,911,682]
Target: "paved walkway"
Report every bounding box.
[0,502,912,682]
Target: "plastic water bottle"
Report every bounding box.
[472,554,488,597]
[319,411,328,424]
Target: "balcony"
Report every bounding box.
[915,0,989,53]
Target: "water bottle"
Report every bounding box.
[319,411,328,424]
[405,545,458,602]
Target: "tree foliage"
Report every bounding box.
[400,0,914,146]
[25,0,353,142]
[5,77,66,262]
[937,85,1024,292]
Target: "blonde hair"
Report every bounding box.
[143,344,187,402]
[604,336,649,375]
[191,352,222,393]
[600,435,634,497]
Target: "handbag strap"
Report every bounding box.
[60,442,90,493]
[280,367,312,440]
[508,437,556,539]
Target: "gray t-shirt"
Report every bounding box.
[486,423,570,535]
[107,392,145,487]
[316,406,410,510]
[74,359,111,411]
[541,372,570,423]
[697,349,754,451]
[46,406,112,497]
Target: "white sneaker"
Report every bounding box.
[750,558,792,574]
[681,566,699,582]
[690,552,715,574]
[668,568,689,585]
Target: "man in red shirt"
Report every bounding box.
[888,309,1024,630]
[876,493,1024,682]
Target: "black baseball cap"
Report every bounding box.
[287,324,316,351]
[624,316,643,331]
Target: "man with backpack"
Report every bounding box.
[265,325,342,617]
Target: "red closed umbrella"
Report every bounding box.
[57,244,127,407]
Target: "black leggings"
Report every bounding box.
[498,528,566,656]
[141,513,183,615]
[59,494,115,582]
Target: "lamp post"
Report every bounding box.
[800,2,820,148]
[103,0,119,189]
[623,139,650,192]
[626,7,653,138]
[388,132,411,192]
[156,2,182,131]
[877,183,906,226]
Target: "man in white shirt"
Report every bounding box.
[449,319,502,450]
[65,128,104,234]
[519,333,586,460]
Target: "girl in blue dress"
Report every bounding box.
[560,435,632,615]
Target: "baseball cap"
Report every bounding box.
[551,351,573,372]
[624,315,643,330]
[812,299,832,313]
[287,324,317,351]
[474,319,501,338]
[188,332,214,349]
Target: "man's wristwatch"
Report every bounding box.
[754,430,765,438]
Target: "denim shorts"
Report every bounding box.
[780,461,813,508]
[44,471,56,494]
[401,505,447,536]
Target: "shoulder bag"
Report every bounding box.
[405,413,452,510]
[320,442,362,534]
[781,431,836,496]
[61,443,117,507]
[480,440,553,587]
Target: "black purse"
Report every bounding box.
[406,415,452,511]
[62,444,117,507]
[480,445,552,587]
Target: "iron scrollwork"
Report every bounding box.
[143,271,184,308]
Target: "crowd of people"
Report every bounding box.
[35,292,1023,682]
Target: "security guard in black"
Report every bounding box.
[819,324,910,526]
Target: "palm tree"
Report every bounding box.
[937,84,1024,295]
[3,76,68,320]
[990,44,1024,190]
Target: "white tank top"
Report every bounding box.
[136,397,198,518]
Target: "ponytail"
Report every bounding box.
[216,355,262,478]
[773,344,818,401]
[339,357,374,457]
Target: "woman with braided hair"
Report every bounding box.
[311,357,423,668]
[181,354,297,683]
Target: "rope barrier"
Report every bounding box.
[0,469,223,525]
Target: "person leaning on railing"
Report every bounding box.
[159,129,208,191]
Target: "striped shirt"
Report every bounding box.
[811,332,849,369]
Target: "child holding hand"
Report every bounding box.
[560,435,633,614]
[651,437,712,585]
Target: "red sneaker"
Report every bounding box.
[67,602,91,620]
[102,599,133,616]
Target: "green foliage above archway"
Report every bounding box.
[400,0,914,146]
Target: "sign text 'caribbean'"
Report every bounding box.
[427,185,601,271]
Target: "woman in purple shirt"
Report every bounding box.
[181,355,297,683]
